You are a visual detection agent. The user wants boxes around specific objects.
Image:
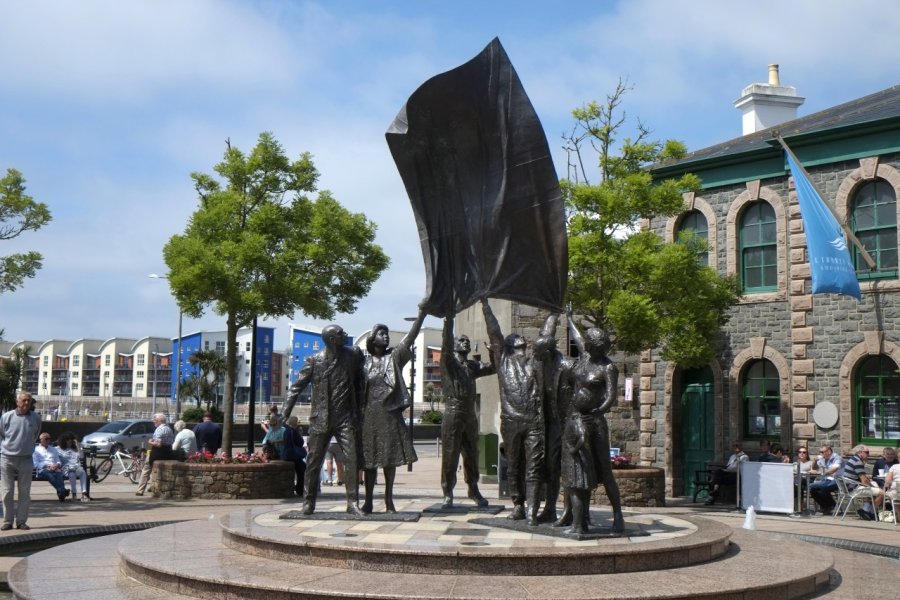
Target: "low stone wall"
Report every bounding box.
[151,460,295,500]
[590,467,666,507]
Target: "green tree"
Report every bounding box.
[163,132,389,455]
[564,80,739,367]
[0,345,30,411]
[1,168,51,294]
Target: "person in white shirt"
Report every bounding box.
[172,420,197,460]
[32,432,70,502]
[705,442,748,505]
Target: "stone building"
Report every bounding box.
[646,74,900,496]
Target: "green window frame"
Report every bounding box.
[743,359,780,439]
[851,180,898,280]
[676,210,709,266]
[855,354,900,444]
[739,201,777,293]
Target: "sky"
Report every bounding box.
[2,0,900,350]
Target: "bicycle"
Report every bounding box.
[94,447,145,484]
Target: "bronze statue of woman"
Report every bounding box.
[360,310,426,514]
[558,310,624,534]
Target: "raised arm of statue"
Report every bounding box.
[396,308,427,366]
[540,313,559,338]
[441,317,454,370]
[481,298,504,365]
[566,308,585,356]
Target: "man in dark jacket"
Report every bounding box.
[282,416,307,497]
[193,412,222,455]
[282,324,365,516]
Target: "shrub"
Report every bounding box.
[181,405,224,423]
[421,410,443,424]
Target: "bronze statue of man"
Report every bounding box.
[282,324,365,516]
[481,298,545,525]
[531,314,572,524]
[439,316,495,508]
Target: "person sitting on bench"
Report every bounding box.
[705,442,747,505]
[32,432,70,502]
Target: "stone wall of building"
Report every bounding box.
[590,467,665,507]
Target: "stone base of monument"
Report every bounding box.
[9,499,835,599]
[421,502,505,515]
[469,516,647,541]
[279,509,421,522]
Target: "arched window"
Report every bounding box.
[676,210,709,266]
[851,179,897,279]
[743,359,780,438]
[856,354,900,443]
[739,201,777,292]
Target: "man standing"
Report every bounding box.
[482,298,545,525]
[135,413,175,496]
[439,316,495,509]
[530,314,572,523]
[1,392,42,530]
[32,432,70,502]
[282,324,365,516]
[809,444,844,514]
[193,411,222,455]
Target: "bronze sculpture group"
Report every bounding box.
[278,37,623,534]
[281,304,623,534]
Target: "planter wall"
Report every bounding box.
[590,467,666,507]
[152,460,295,500]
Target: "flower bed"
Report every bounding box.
[590,466,666,507]
[151,459,295,500]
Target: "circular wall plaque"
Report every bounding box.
[812,401,839,429]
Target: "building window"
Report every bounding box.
[264,334,270,343]
[105,355,111,367]
[137,353,145,367]
[204,340,210,350]
[216,341,226,354]
[743,359,781,438]
[136,383,144,392]
[739,201,777,292]
[245,342,251,351]
[136,371,144,379]
[73,356,80,367]
[72,383,79,390]
[856,354,900,442]
[72,371,79,379]
[43,356,48,367]
[676,210,709,266]
[851,179,898,279]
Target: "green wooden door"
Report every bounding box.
[681,367,715,498]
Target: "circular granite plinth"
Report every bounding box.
[218,503,732,576]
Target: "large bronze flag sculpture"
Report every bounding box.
[386,37,567,316]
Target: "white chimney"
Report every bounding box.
[733,64,805,135]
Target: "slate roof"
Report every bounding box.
[657,85,900,168]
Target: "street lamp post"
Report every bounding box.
[149,273,184,419]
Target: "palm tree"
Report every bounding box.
[187,350,226,410]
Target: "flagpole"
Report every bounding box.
[774,134,877,269]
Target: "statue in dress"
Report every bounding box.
[559,310,624,533]
[360,310,426,514]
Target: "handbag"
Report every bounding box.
[878,510,895,523]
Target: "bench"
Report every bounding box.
[694,464,736,504]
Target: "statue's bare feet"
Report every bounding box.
[441,496,454,509]
[361,502,373,515]
[301,501,315,515]
[468,487,489,507]
[507,504,526,520]
[346,504,364,517]
[612,512,625,532]
[385,501,396,514]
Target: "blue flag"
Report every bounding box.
[785,152,861,300]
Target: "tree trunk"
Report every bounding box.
[222,314,238,457]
